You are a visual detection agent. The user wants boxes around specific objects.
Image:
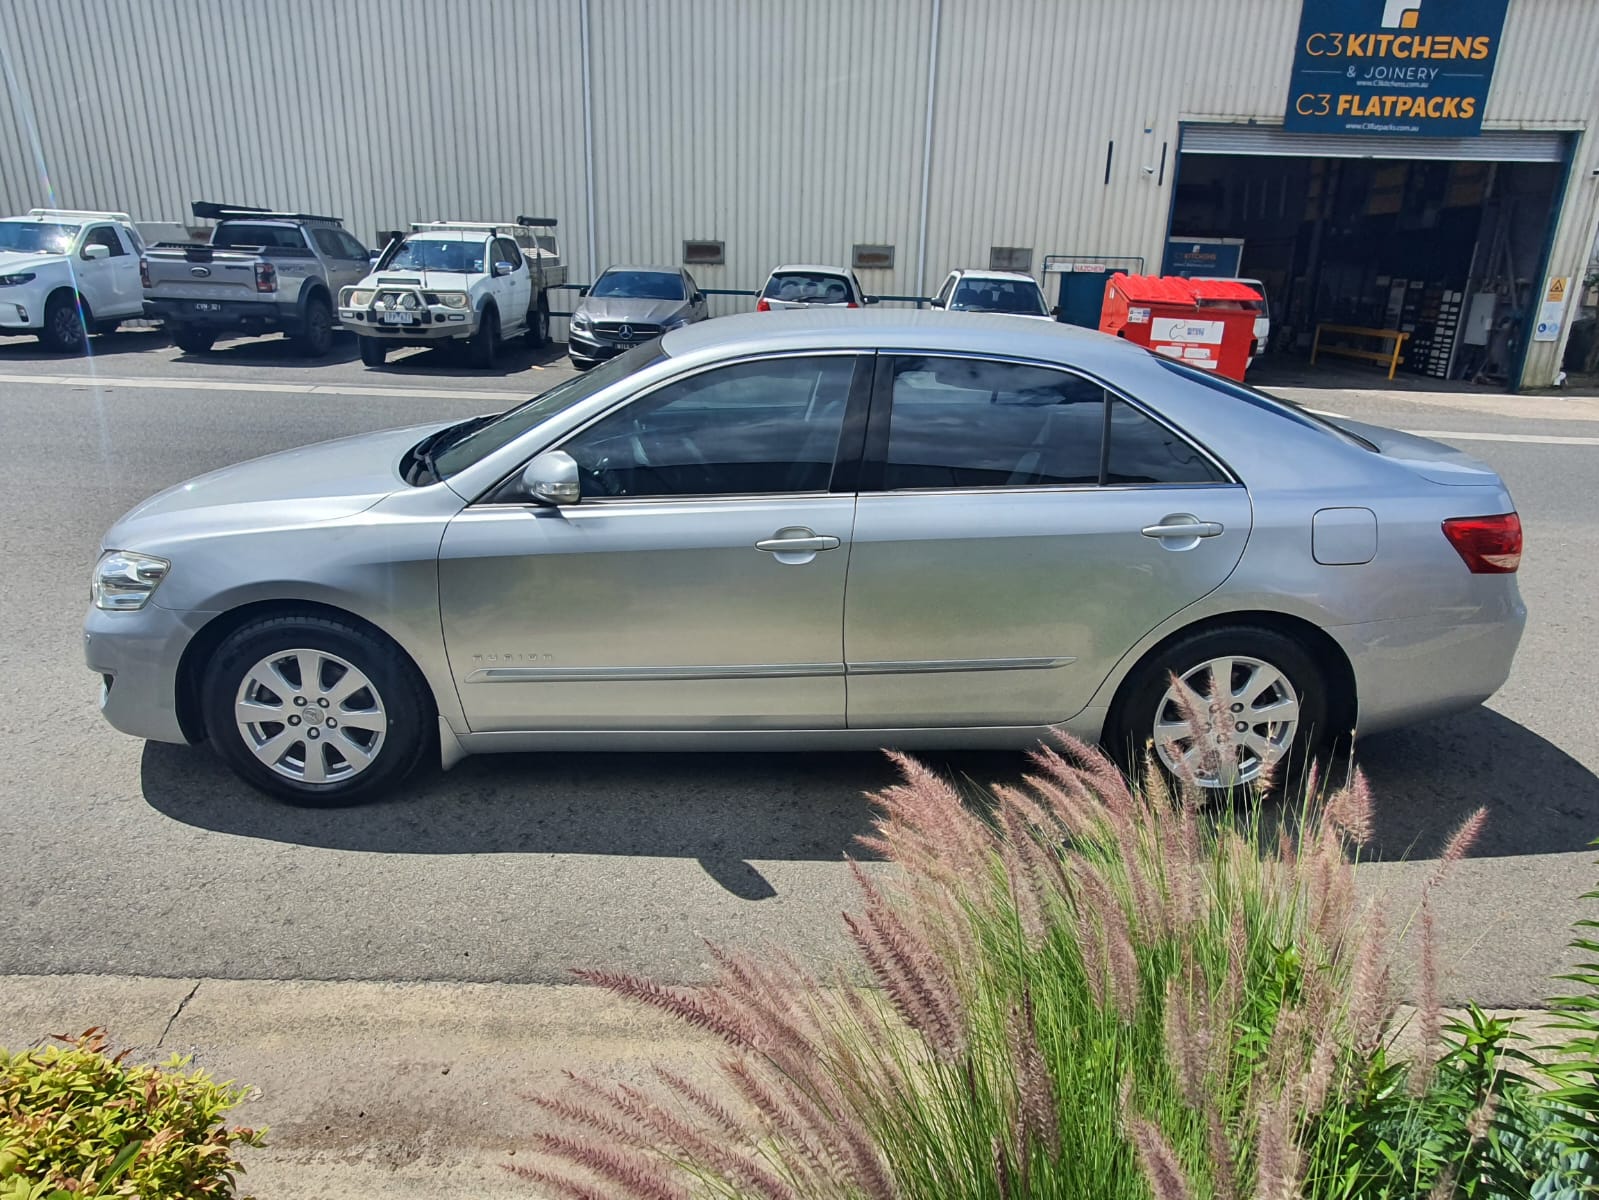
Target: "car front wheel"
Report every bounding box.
[1106,625,1327,795]
[201,614,432,805]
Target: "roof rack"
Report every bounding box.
[191,201,343,224]
[26,208,134,224]
[516,215,557,228]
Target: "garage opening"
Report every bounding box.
[1165,125,1570,386]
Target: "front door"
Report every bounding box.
[439,352,868,731]
[843,354,1252,728]
[494,236,532,329]
[77,224,135,317]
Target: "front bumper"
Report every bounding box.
[84,602,211,745]
[568,329,652,362]
[0,286,46,330]
[340,302,476,340]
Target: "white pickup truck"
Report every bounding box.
[0,209,147,352]
[339,218,565,368]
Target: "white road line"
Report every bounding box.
[0,371,527,402]
[1404,429,1599,447]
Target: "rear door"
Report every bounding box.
[842,353,1252,728]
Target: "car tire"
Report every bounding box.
[1104,625,1328,796]
[201,613,434,806]
[469,306,499,368]
[38,292,89,353]
[171,326,217,354]
[525,294,550,349]
[358,337,387,367]
[291,292,334,357]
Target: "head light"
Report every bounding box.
[347,288,374,306]
[0,273,36,287]
[92,550,170,611]
[436,292,469,310]
[570,310,592,331]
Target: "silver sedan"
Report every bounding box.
[85,311,1526,804]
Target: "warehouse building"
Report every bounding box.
[1,0,1596,387]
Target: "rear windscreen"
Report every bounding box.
[212,223,309,250]
[762,272,852,303]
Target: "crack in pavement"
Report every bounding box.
[156,979,202,1048]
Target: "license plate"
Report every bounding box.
[382,311,415,325]
[192,302,221,313]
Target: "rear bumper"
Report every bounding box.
[1332,596,1526,735]
[145,297,295,332]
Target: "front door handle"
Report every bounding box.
[1141,519,1224,539]
[755,529,841,554]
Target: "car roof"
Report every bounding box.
[950,269,1041,284]
[599,264,682,275]
[405,230,486,242]
[661,308,1139,367]
[768,263,851,276]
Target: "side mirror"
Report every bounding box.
[493,261,514,277]
[864,295,881,305]
[927,298,943,309]
[82,243,111,261]
[369,250,382,264]
[1050,305,1062,318]
[521,449,581,506]
[692,292,705,304]
[577,285,590,297]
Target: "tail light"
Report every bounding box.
[139,256,151,289]
[847,301,859,308]
[254,261,278,293]
[1443,513,1522,574]
[755,297,770,312]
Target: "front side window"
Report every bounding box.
[387,237,486,274]
[82,225,126,257]
[881,357,1103,489]
[591,270,686,301]
[493,237,523,270]
[878,356,1226,490]
[563,356,857,499]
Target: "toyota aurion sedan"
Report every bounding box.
[85,311,1525,804]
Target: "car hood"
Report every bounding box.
[1336,419,1504,486]
[578,296,689,324]
[104,421,450,548]
[365,270,476,290]
[0,250,63,274]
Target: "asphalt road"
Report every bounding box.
[0,328,1595,1005]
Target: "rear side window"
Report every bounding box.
[877,355,1227,490]
[762,271,852,303]
[212,223,308,250]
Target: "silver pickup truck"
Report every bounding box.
[141,202,370,356]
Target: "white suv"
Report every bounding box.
[931,269,1056,320]
[339,219,565,369]
[0,209,147,352]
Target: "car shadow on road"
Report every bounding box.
[172,331,363,368]
[139,706,1597,895]
[370,340,570,380]
[0,327,169,361]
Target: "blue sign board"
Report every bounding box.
[1285,0,1509,137]
[1162,239,1244,279]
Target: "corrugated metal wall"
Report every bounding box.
[0,0,1595,381]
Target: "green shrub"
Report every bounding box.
[0,1027,263,1199]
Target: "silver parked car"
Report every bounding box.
[85,311,1525,804]
[568,265,707,369]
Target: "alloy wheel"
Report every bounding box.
[233,648,387,784]
[1152,655,1300,789]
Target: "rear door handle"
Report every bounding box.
[1141,519,1224,539]
[756,532,841,553]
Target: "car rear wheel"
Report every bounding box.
[38,292,89,353]
[171,326,216,354]
[469,306,499,368]
[201,614,432,805]
[291,292,334,357]
[525,294,550,349]
[358,337,387,367]
[1106,625,1327,795]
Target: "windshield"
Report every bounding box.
[430,343,667,478]
[950,279,1048,315]
[386,237,486,274]
[762,271,852,303]
[1155,358,1376,451]
[590,270,684,300]
[0,221,76,254]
